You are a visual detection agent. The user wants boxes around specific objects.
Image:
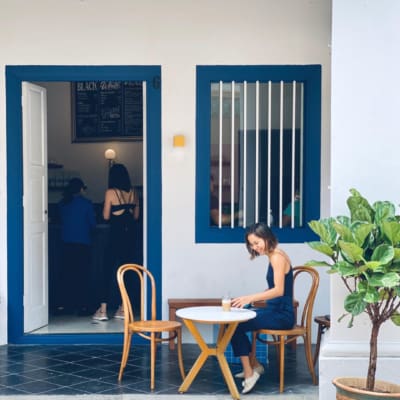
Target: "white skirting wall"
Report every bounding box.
[319,337,400,399]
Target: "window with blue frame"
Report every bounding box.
[196,65,321,243]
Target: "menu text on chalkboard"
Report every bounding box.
[72,81,143,142]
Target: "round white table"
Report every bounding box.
[177,306,256,399]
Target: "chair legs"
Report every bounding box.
[150,332,156,390]
[118,331,132,381]
[276,336,284,393]
[304,334,317,385]
[119,328,185,389]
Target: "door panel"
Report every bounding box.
[22,82,48,333]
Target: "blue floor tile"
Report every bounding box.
[0,343,318,396]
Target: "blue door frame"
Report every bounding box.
[6,66,162,344]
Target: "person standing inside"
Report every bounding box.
[92,163,140,321]
[282,189,301,227]
[57,178,96,316]
[230,222,294,394]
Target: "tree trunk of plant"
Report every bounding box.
[366,322,381,392]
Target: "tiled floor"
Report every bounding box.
[0,342,318,399]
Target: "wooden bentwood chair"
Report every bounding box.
[251,266,320,393]
[117,264,185,390]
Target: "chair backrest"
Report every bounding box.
[293,266,319,331]
[117,264,157,324]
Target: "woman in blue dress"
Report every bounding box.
[230,222,294,394]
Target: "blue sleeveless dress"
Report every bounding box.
[230,264,295,357]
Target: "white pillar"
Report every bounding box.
[325,0,400,398]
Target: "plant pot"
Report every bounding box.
[333,377,400,400]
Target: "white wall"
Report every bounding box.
[321,1,400,398]
[0,0,332,347]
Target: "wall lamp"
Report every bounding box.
[173,134,185,148]
[104,148,116,168]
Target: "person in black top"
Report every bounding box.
[92,164,140,321]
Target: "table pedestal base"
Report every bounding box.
[179,320,241,400]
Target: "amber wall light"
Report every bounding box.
[173,135,185,148]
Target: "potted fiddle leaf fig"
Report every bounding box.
[307,189,400,398]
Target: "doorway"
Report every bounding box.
[35,81,143,335]
[6,66,162,344]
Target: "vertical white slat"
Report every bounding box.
[218,81,223,228]
[267,81,272,226]
[291,81,296,228]
[299,83,304,226]
[255,81,260,222]
[279,81,284,227]
[243,81,247,227]
[142,81,148,274]
[231,81,235,227]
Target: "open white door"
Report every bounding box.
[22,82,48,333]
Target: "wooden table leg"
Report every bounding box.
[215,322,241,400]
[178,319,214,393]
[178,320,241,400]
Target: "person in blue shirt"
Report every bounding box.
[282,190,301,227]
[57,177,96,315]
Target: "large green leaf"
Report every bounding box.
[364,286,380,303]
[352,222,374,247]
[344,292,367,316]
[347,189,374,223]
[307,241,334,257]
[393,248,400,262]
[382,220,400,245]
[304,260,332,267]
[333,222,354,243]
[336,261,361,277]
[368,272,400,288]
[391,311,400,326]
[308,219,336,246]
[374,201,396,224]
[362,261,382,272]
[371,244,394,264]
[337,215,351,227]
[338,240,364,263]
[380,272,400,288]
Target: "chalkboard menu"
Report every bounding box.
[72,81,143,142]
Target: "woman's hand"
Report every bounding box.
[231,295,253,309]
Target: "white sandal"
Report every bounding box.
[235,364,264,379]
[242,370,260,394]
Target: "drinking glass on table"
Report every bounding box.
[222,294,231,311]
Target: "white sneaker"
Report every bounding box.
[235,364,264,379]
[242,370,260,394]
[92,310,108,321]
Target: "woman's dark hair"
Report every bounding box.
[245,222,278,259]
[61,177,85,205]
[108,163,132,191]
